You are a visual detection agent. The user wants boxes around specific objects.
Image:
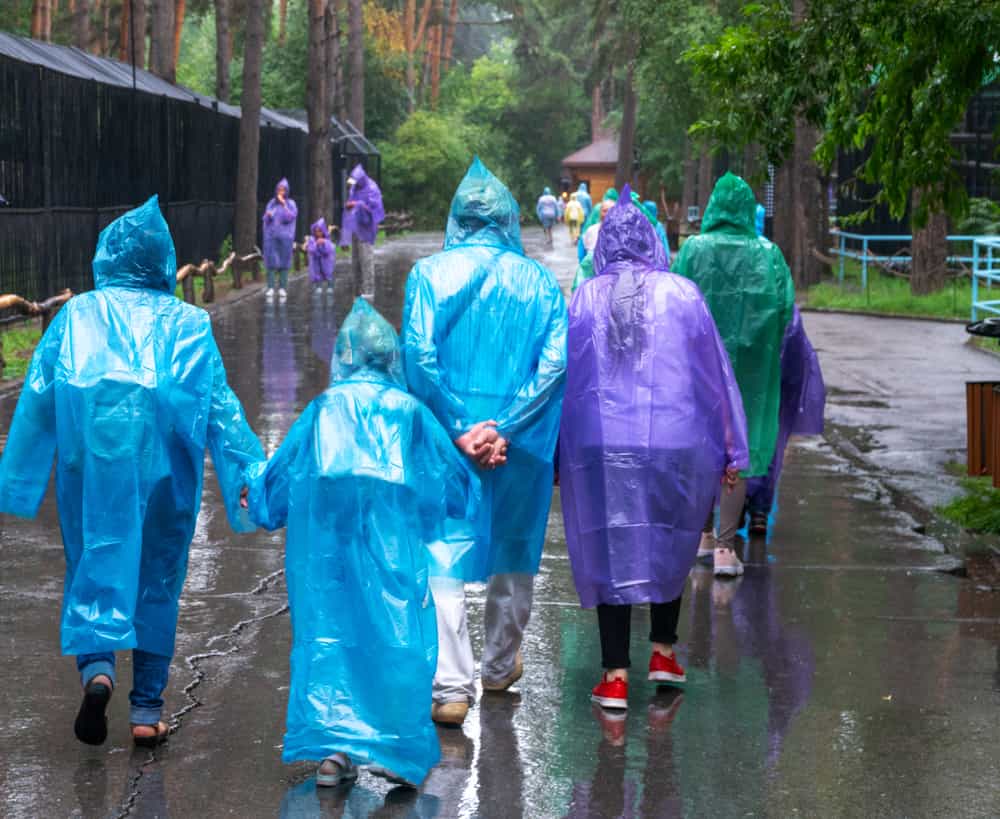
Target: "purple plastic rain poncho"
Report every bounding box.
[263,178,298,271]
[402,158,567,582]
[559,189,749,608]
[340,164,385,247]
[306,218,335,283]
[746,307,825,515]
[0,196,263,656]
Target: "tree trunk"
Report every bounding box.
[133,0,147,69]
[100,0,110,54]
[404,0,432,113]
[429,0,443,107]
[213,0,231,101]
[615,58,637,190]
[347,0,364,130]
[442,0,458,66]
[792,118,826,287]
[308,0,332,224]
[278,0,288,45]
[173,0,186,64]
[31,0,43,39]
[119,0,129,60]
[235,0,266,263]
[911,187,949,295]
[149,0,175,81]
[326,0,344,121]
[331,0,347,120]
[73,0,91,50]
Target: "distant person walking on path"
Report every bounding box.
[402,158,567,727]
[306,217,336,295]
[247,299,479,789]
[643,200,672,265]
[579,188,618,260]
[673,172,794,578]
[537,186,560,248]
[576,182,593,219]
[341,164,385,300]
[565,193,585,242]
[0,197,263,748]
[263,177,298,301]
[558,191,568,222]
[560,189,748,710]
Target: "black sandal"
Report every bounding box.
[131,721,170,748]
[74,680,112,746]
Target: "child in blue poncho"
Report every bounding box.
[247,299,479,788]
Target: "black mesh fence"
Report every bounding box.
[0,51,310,304]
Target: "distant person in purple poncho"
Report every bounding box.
[263,178,298,302]
[340,164,385,300]
[559,188,749,712]
[306,218,336,296]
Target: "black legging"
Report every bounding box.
[597,597,682,669]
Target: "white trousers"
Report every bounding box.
[430,573,535,705]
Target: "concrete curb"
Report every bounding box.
[799,306,968,325]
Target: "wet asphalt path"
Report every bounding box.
[0,227,998,818]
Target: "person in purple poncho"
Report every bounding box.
[263,178,298,301]
[306,217,336,296]
[559,187,749,711]
[745,306,826,534]
[340,164,385,299]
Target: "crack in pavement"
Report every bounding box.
[114,568,289,818]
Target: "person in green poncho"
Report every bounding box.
[672,172,794,579]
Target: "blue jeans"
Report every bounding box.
[266,268,289,290]
[77,650,171,725]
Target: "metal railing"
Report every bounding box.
[971,237,1000,321]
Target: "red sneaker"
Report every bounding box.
[648,651,686,684]
[591,676,628,710]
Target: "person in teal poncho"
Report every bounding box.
[247,298,479,788]
[673,173,794,579]
[402,158,567,727]
[643,199,672,265]
[0,197,263,747]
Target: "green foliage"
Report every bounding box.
[805,264,971,319]
[938,476,1000,535]
[1,326,42,380]
[958,198,1000,236]
[685,0,1000,224]
[176,13,220,96]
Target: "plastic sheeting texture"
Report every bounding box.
[306,217,336,282]
[673,172,795,477]
[263,177,299,271]
[402,158,567,582]
[248,299,479,783]
[560,191,748,608]
[340,164,385,247]
[0,196,263,657]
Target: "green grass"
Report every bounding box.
[1,325,42,379]
[938,475,1000,535]
[805,260,971,320]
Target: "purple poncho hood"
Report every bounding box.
[341,164,385,246]
[262,177,298,267]
[560,190,749,608]
[307,218,335,282]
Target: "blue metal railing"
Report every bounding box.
[829,230,994,290]
[971,237,1000,321]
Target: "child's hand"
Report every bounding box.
[722,466,739,493]
[240,486,249,510]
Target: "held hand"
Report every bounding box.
[239,486,249,510]
[722,466,740,494]
[345,201,356,210]
[455,421,506,470]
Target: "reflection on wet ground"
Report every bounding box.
[0,228,997,818]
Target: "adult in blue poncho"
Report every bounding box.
[402,158,567,727]
[576,182,593,218]
[673,173,794,579]
[247,298,479,787]
[536,186,559,247]
[0,197,262,747]
[560,189,748,710]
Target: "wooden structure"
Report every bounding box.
[562,136,620,201]
[966,381,1000,487]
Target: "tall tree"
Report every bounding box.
[347,0,364,129]
[73,0,91,50]
[234,0,267,263]
[428,0,443,107]
[173,0,186,65]
[615,52,637,189]
[214,0,231,100]
[441,0,458,66]
[308,0,332,221]
[278,0,288,45]
[149,0,176,81]
[133,0,147,69]
[326,0,346,120]
[403,0,432,112]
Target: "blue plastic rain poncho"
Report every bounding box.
[576,182,593,218]
[0,197,263,657]
[643,199,673,266]
[402,158,568,582]
[247,299,479,784]
[537,187,559,227]
[756,203,766,237]
[560,190,748,608]
[263,178,298,271]
[673,173,795,477]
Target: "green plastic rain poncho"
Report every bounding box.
[402,158,567,582]
[673,173,795,476]
[247,298,479,784]
[0,196,262,657]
